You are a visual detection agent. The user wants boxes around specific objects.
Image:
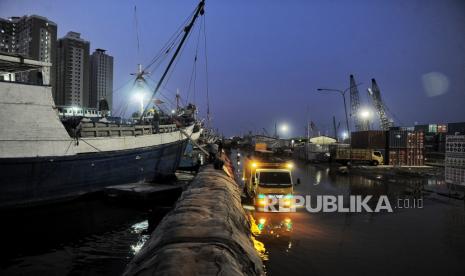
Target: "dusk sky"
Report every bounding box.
[1,0,464,137]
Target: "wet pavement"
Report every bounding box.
[235,151,465,276]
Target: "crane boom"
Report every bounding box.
[367,78,393,131]
[350,74,364,131]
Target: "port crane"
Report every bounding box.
[349,74,366,131]
[367,79,393,131]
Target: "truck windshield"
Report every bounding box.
[258,172,292,186]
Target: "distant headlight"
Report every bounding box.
[286,162,294,169]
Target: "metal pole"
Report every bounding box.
[332,116,337,141]
[341,92,350,135]
[139,0,205,121]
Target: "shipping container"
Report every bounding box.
[445,135,465,156]
[406,148,424,166]
[389,149,406,166]
[414,124,428,133]
[447,122,465,135]
[388,130,424,149]
[444,135,465,186]
[437,141,446,153]
[437,124,447,133]
[389,148,424,166]
[445,166,465,186]
[350,130,387,149]
[428,124,437,133]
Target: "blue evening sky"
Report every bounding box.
[1,0,464,137]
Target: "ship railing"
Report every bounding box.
[79,122,180,138]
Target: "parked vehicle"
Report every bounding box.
[333,148,384,166]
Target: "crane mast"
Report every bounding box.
[349,74,365,131]
[368,78,393,131]
[139,0,205,121]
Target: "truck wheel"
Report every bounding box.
[372,160,379,166]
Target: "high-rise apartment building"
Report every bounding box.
[90,48,113,110]
[55,31,90,107]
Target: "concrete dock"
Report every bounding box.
[123,160,264,276]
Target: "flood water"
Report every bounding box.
[0,173,192,276]
[236,152,465,276]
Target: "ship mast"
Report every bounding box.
[139,0,205,121]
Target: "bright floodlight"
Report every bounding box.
[132,92,144,102]
[342,131,348,139]
[132,92,146,115]
[280,124,289,133]
[359,109,371,119]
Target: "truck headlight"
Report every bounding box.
[257,194,267,206]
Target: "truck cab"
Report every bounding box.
[254,168,293,209]
[242,155,294,209]
[254,169,293,196]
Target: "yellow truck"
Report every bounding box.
[243,156,294,209]
[334,148,384,166]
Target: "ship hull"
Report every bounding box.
[0,139,188,209]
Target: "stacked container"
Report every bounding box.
[447,122,465,135]
[445,135,465,186]
[388,130,424,166]
[351,131,387,149]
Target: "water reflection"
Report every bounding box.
[235,152,465,275]
[249,211,295,261]
[130,220,149,255]
[314,170,322,185]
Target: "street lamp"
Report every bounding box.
[316,82,363,138]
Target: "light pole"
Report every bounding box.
[316,82,362,140]
[396,134,401,167]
